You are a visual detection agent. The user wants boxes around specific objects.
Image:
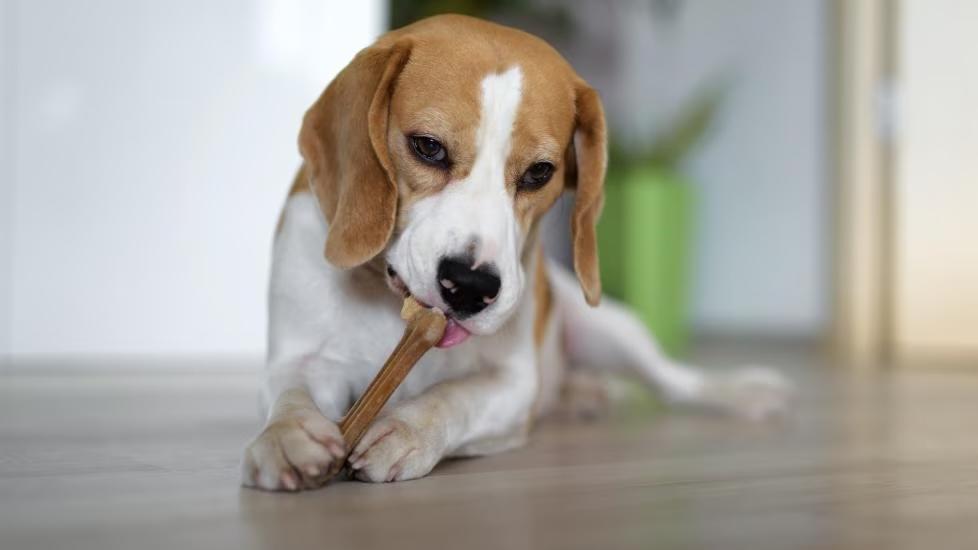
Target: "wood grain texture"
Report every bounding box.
[2,342,978,550]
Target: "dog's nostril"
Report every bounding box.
[437,256,501,318]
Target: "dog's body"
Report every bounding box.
[242,15,788,491]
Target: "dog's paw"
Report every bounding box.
[702,366,794,421]
[347,416,440,483]
[241,411,345,491]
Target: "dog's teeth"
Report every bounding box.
[449,288,457,294]
[440,279,455,289]
[483,296,496,305]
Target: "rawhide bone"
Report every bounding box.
[324,296,447,480]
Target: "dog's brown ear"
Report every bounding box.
[567,83,607,306]
[298,40,412,268]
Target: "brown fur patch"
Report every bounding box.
[288,165,310,198]
[276,166,312,236]
[568,86,607,307]
[533,245,553,346]
[298,40,411,268]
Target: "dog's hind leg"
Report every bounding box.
[548,262,792,420]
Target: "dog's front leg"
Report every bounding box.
[348,347,537,483]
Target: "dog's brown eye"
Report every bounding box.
[519,162,555,191]
[410,135,448,166]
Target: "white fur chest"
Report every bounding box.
[265,192,489,418]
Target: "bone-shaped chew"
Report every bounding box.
[324,296,447,480]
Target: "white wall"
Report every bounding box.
[613,0,828,336]
[2,0,385,356]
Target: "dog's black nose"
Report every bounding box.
[437,256,501,318]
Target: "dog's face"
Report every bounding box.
[383,49,580,346]
[299,16,606,347]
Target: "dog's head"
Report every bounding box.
[299,15,606,347]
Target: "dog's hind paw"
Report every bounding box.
[700,366,794,421]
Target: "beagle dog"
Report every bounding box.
[242,15,789,491]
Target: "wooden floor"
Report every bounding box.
[2,343,978,550]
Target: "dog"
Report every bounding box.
[241,14,789,491]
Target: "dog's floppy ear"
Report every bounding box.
[298,40,412,268]
[566,82,607,306]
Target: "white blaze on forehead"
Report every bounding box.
[475,66,523,169]
[468,66,523,267]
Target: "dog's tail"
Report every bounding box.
[548,261,791,420]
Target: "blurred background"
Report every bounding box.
[0,0,975,368]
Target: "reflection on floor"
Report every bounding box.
[1,341,977,550]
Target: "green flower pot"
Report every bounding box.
[597,167,694,356]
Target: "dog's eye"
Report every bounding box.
[519,162,555,191]
[410,135,448,166]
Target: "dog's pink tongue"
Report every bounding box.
[437,318,471,348]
